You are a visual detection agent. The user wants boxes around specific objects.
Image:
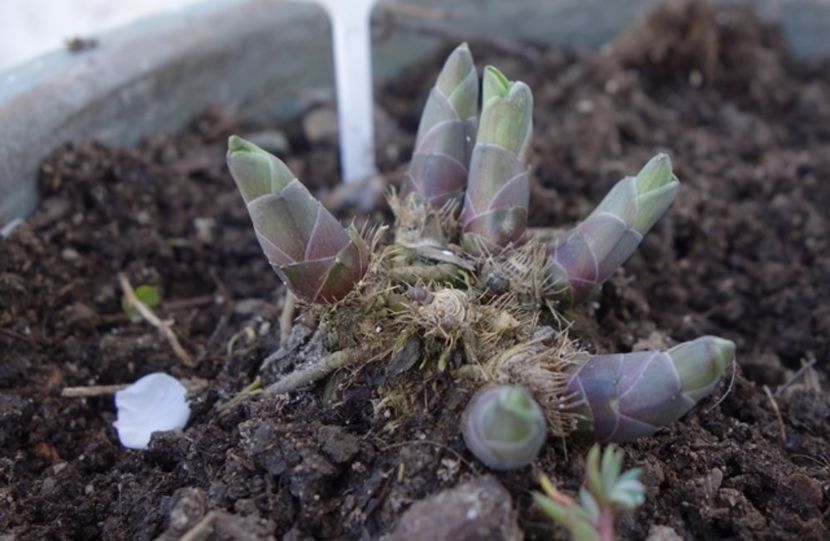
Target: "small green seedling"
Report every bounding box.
[121,284,162,322]
[533,445,645,541]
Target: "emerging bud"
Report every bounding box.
[406,286,434,305]
[564,336,735,442]
[547,154,679,305]
[462,385,547,470]
[401,43,478,209]
[227,135,369,303]
[461,66,532,255]
[485,273,510,296]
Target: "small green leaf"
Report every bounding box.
[532,493,569,523]
[601,445,622,496]
[121,284,162,322]
[586,445,604,497]
[579,487,601,523]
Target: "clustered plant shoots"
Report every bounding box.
[533,445,645,541]
[226,43,736,473]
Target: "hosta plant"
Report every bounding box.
[226,43,735,471]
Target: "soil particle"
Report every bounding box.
[385,475,521,541]
[0,393,35,449]
[645,525,683,541]
[158,486,209,537]
[1,0,830,539]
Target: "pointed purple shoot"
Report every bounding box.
[564,336,735,442]
[227,135,369,303]
[461,66,533,255]
[548,154,679,305]
[401,43,478,209]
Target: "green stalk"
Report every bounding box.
[461,66,533,255]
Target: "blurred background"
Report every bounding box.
[0,0,199,71]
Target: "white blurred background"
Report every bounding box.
[0,0,200,71]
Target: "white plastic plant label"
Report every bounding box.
[302,0,379,183]
[113,372,190,449]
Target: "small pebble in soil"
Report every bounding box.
[385,476,521,541]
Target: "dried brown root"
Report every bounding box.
[388,190,460,249]
[388,263,466,285]
[61,383,129,397]
[118,273,195,366]
[265,348,359,395]
[479,327,584,437]
[479,239,559,311]
[217,377,263,413]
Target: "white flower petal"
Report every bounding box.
[113,372,190,449]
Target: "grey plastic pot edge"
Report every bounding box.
[1,0,829,225]
[0,0,337,224]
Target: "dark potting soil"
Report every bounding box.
[2,1,829,539]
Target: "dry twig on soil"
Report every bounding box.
[118,273,195,366]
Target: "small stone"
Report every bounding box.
[136,210,151,224]
[576,99,594,113]
[61,247,80,261]
[318,425,360,464]
[689,70,703,87]
[646,525,683,541]
[303,107,339,143]
[258,321,271,336]
[703,468,723,498]
[166,487,208,533]
[385,476,522,541]
[193,217,216,243]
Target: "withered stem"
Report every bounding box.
[118,274,195,366]
[279,291,297,345]
[266,349,358,394]
[61,383,128,397]
[388,263,461,284]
